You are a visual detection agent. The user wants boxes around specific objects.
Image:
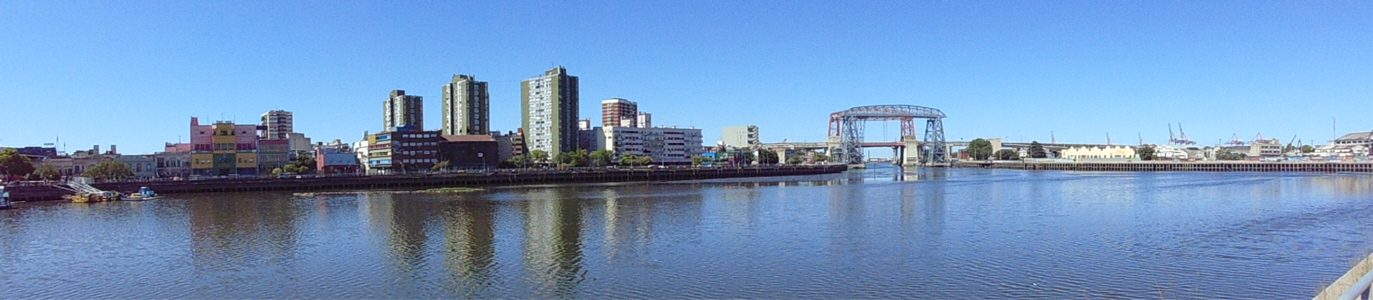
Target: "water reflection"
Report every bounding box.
[520,188,585,298]
[188,194,302,273]
[439,193,498,297]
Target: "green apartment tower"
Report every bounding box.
[441,74,489,136]
[521,66,579,156]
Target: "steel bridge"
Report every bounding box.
[827,105,947,165]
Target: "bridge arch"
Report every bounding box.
[827,105,948,164]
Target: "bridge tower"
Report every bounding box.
[827,105,948,166]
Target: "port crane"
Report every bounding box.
[1227,134,1246,146]
[1169,123,1196,145]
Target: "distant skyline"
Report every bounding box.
[1,1,1369,154]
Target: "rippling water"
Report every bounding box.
[3,166,1373,299]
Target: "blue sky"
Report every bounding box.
[2,1,1369,154]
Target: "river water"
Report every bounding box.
[3,166,1373,299]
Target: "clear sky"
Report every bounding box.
[2,1,1369,155]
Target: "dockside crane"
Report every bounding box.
[1169,123,1196,145]
[1227,134,1246,146]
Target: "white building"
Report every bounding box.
[600,126,704,164]
[1061,146,1137,161]
[722,125,760,149]
[260,110,293,140]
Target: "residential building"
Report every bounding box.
[521,66,579,156]
[1248,138,1283,157]
[722,125,760,149]
[636,112,652,128]
[600,126,704,164]
[261,110,293,140]
[601,98,637,128]
[287,132,313,154]
[353,135,371,174]
[366,127,441,174]
[577,123,601,151]
[315,140,360,174]
[439,135,499,170]
[113,154,158,179]
[442,74,490,136]
[511,128,527,157]
[258,139,291,174]
[492,131,516,162]
[155,151,190,179]
[188,117,260,177]
[384,90,424,131]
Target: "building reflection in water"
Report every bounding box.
[364,191,436,283]
[600,184,707,261]
[438,193,498,297]
[188,193,303,274]
[520,187,585,298]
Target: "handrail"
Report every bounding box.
[1336,268,1373,300]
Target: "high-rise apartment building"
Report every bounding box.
[601,98,637,128]
[384,90,424,131]
[521,66,579,155]
[636,112,652,128]
[260,110,293,140]
[441,75,489,136]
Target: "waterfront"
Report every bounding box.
[2,166,1372,299]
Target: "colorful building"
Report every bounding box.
[315,140,360,174]
[189,117,261,176]
[366,127,441,174]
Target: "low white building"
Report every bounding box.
[600,126,704,164]
[1061,146,1136,161]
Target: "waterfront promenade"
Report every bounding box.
[957,160,1373,173]
[5,165,847,201]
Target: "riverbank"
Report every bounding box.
[6,165,847,202]
[955,160,1373,173]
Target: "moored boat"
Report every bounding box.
[0,186,12,209]
[124,187,159,201]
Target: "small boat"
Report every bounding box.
[71,193,92,203]
[0,186,12,209]
[124,187,159,201]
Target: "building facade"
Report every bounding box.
[384,90,424,131]
[258,139,291,174]
[315,141,360,174]
[636,112,652,128]
[366,129,441,174]
[1061,146,1137,161]
[439,135,499,170]
[188,118,260,176]
[442,74,490,136]
[722,125,760,149]
[261,110,293,140]
[601,98,637,128]
[521,66,579,156]
[600,126,704,164]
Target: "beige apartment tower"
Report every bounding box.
[442,74,489,136]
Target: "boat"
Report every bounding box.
[71,193,92,203]
[124,187,159,201]
[0,186,12,209]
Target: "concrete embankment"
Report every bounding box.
[955,161,1373,173]
[7,165,847,201]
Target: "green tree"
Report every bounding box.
[619,154,639,166]
[431,160,450,172]
[786,155,804,165]
[634,155,654,166]
[566,149,588,167]
[757,150,779,165]
[272,167,284,176]
[0,148,35,178]
[589,150,614,167]
[994,149,1020,160]
[507,155,528,168]
[690,155,709,167]
[285,155,316,174]
[284,165,300,174]
[1028,141,1048,158]
[1137,146,1156,161]
[743,151,756,164]
[530,150,549,166]
[34,164,61,180]
[813,152,831,163]
[82,161,135,181]
[1301,145,1315,153]
[968,138,993,160]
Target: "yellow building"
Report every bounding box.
[1061,146,1137,161]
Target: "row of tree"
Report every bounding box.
[1,148,137,181]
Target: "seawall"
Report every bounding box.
[956,161,1373,173]
[7,165,848,201]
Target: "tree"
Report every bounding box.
[507,155,528,168]
[634,155,654,166]
[743,151,756,164]
[813,152,831,163]
[530,150,549,166]
[285,155,316,174]
[757,150,779,164]
[1216,150,1248,161]
[1137,146,1157,161]
[968,139,993,160]
[431,160,450,172]
[82,161,134,181]
[589,150,614,167]
[284,165,300,174]
[0,148,35,179]
[1301,145,1315,153]
[619,154,639,166]
[690,155,709,167]
[994,149,1020,160]
[567,149,588,167]
[1028,141,1048,158]
[272,167,284,176]
[34,164,61,180]
[786,155,804,165]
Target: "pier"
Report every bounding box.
[955,161,1373,173]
